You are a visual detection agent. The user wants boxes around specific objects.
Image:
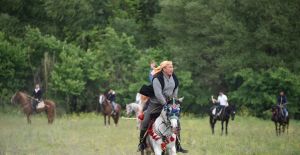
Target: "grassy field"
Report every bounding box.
[0,112,300,155]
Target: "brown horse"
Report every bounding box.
[11,91,56,124]
[99,94,121,126]
[271,105,289,135]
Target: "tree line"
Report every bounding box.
[0,0,299,118]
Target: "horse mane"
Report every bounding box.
[16,91,30,105]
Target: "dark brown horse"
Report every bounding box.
[271,105,289,135]
[11,91,56,124]
[209,105,236,135]
[99,94,121,126]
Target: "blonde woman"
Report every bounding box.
[138,61,188,153]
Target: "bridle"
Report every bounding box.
[155,99,180,137]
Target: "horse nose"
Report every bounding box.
[170,119,178,130]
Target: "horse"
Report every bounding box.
[209,104,236,135]
[99,94,121,126]
[136,93,149,111]
[11,91,56,124]
[271,105,289,135]
[142,98,182,155]
[126,102,142,129]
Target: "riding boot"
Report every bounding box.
[138,129,147,151]
[32,101,37,113]
[176,132,188,153]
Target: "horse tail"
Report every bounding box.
[45,100,56,124]
[116,104,121,114]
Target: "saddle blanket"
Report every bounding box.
[37,101,45,109]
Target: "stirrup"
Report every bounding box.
[137,142,146,152]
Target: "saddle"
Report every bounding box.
[211,106,226,118]
[36,101,45,109]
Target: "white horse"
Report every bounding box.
[136,93,142,104]
[143,98,182,155]
[126,102,143,129]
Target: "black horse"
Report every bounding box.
[209,105,236,135]
[271,105,289,136]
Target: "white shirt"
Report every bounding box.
[217,94,228,106]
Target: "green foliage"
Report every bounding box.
[0,32,29,105]
[51,45,85,96]
[0,0,300,118]
[44,0,95,40]
[229,67,300,116]
[154,0,300,117]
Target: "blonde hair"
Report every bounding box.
[153,61,173,75]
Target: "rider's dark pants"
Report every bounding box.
[32,100,38,110]
[141,110,160,131]
[217,105,225,114]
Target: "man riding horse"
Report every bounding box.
[107,89,117,115]
[32,84,43,112]
[211,91,228,118]
[277,91,288,121]
[138,60,188,153]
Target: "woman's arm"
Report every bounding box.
[173,87,178,98]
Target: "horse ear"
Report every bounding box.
[178,97,184,103]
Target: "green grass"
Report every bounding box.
[0,112,300,155]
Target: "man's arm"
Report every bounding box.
[153,78,166,105]
[224,95,229,106]
[283,96,288,105]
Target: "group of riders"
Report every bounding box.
[211,91,288,120]
[30,60,289,153]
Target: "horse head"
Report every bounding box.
[271,105,280,115]
[230,104,236,121]
[271,105,281,121]
[99,94,106,105]
[11,91,24,105]
[161,97,183,131]
[126,104,133,116]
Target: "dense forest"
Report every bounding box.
[1,0,300,118]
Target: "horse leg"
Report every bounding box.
[104,115,106,126]
[108,115,111,126]
[169,144,177,155]
[113,115,118,127]
[27,114,31,124]
[116,114,120,127]
[287,118,289,134]
[221,120,224,136]
[210,116,215,135]
[278,124,281,135]
[225,119,229,135]
[274,122,277,136]
[153,144,162,155]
